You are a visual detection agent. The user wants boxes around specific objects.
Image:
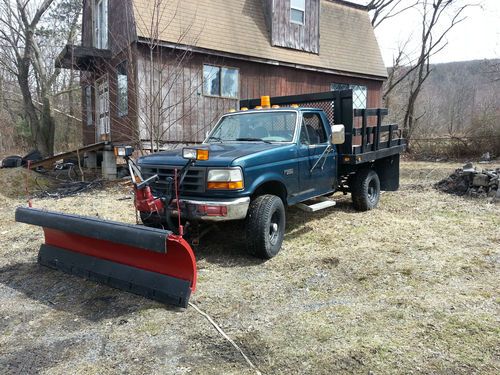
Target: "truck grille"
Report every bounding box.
[140,165,206,195]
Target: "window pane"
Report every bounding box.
[203,65,220,96]
[302,113,327,144]
[352,85,367,109]
[117,62,128,117]
[331,83,350,91]
[221,67,239,98]
[291,0,305,10]
[210,112,297,142]
[290,9,304,24]
[331,83,367,109]
[85,86,92,126]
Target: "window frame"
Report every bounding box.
[202,64,240,99]
[331,83,368,110]
[85,85,93,126]
[116,61,128,117]
[290,0,306,25]
[300,111,328,146]
[93,0,108,49]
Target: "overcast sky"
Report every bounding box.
[352,0,500,65]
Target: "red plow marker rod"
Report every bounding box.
[15,207,196,308]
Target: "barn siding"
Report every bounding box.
[270,0,320,54]
[132,46,382,147]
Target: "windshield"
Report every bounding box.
[207,111,297,143]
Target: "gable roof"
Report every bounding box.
[131,0,388,79]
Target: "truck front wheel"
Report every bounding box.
[352,169,380,211]
[246,194,285,259]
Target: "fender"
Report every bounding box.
[246,172,289,201]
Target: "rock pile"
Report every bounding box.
[435,163,499,200]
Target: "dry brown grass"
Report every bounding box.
[0,161,498,374]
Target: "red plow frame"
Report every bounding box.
[15,207,196,308]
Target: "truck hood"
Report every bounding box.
[137,142,288,167]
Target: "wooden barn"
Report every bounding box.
[57,0,387,150]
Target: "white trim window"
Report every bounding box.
[85,85,93,126]
[331,83,368,110]
[203,64,239,99]
[94,0,108,49]
[96,76,110,140]
[291,0,305,25]
[116,61,128,117]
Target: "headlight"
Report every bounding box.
[114,145,134,157]
[183,148,209,161]
[207,168,244,190]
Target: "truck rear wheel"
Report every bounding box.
[352,169,380,211]
[246,194,285,259]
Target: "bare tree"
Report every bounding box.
[366,0,419,28]
[380,0,472,146]
[0,0,80,156]
[95,0,212,154]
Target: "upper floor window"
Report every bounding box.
[203,64,239,99]
[94,0,108,49]
[331,83,368,110]
[291,0,305,25]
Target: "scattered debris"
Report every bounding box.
[34,180,104,199]
[435,163,499,200]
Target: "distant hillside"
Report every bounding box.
[386,58,500,156]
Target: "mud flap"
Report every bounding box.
[15,207,196,308]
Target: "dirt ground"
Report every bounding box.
[0,161,498,374]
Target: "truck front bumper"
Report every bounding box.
[173,197,250,222]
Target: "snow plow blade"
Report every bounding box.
[15,207,196,308]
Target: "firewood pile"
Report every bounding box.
[435,163,500,200]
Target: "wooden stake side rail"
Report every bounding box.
[29,142,107,170]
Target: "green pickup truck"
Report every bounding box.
[136,91,406,259]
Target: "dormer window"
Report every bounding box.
[94,0,108,49]
[290,0,305,25]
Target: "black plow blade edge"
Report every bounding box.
[38,245,192,308]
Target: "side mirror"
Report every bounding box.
[331,124,345,144]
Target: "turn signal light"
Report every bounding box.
[207,181,244,190]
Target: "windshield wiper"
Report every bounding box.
[207,136,223,143]
[235,137,272,144]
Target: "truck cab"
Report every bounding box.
[137,91,405,259]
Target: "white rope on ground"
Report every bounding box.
[189,302,262,375]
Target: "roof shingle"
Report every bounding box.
[131,0,388,78]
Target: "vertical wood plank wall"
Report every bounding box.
[82,47,384,147]
[270,0,320,54]
[132,49,383,146]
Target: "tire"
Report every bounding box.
[246,194,286,259]
[352,169,380,211]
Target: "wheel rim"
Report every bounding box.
[368,179,378,202]
[269,211,280,245]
